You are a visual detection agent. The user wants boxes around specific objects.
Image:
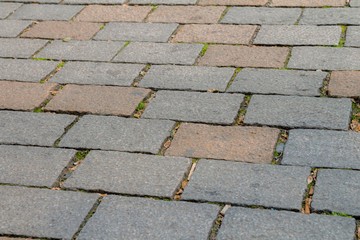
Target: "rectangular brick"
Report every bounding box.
[271,0,346,6]
[130,0,197,4]
[329,71,360,97]
[0,3,22,19]
[198,0,267,5]
[351,0,360,6]
[345,26,360,47]
[64,0,125,3]
[198,45,289,68]
[0,38,48,58]
[0,20,31,37]
[167,123,280,163]
[299,8,360,25]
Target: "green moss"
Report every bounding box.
[330,211,352,217]
[200,44,209,56]
[136,101,145,111]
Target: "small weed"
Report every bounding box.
[76,150,90,160]
[330,211,352,217]
[57,62,65,68]
[152,4,158,10]
[100,25,105,30]
[136,101,145,111]
[33,107,44,113]
[200,44,209,56]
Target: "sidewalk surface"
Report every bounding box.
[0,0,360,239]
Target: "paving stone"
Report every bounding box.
[271,0,346,6]
[59,115,175,154]
[254,25,341,46]
[36,40,124,61]
[299,8,360,25]
[221,7,301,25]
[218,207,356,240]
[45,85,150,116]
[0,20,32,37]
[282,129,360,170]
[1,0,60,3]
[172,24,256,44]
[312,169,360,216]
[0,111,76,146]
[94,22,178,42]
[329,71,360,97]
[143,91,243,124]
[138,65,234,91]
[0,185,98,239]
[198,45,289,68]
[0,145,76,187]
[244,95,352,130]
[77,196,219,240]
[0,237,35,240]
[351,0,360,6]
[50,61,144,86]
[0,3,21,19]
[0,38,47,58]
[182,159,310,210]
[64,151,191,197]
[198,0,267,5]
[147,6,226,24]
[130,0,197,4]
[345,26,360,47]
[64,0,125,3]
[227,68,326,96]
[9,4,83,21]
[167,123,280,163]
[74,5,152,22]
[288,47,360,71]
[0,59,57,82]
[113,42,203,65]
[0,81,57,111]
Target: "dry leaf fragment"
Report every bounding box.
[350,119,360,132]
[174,195,181,200]
[307,175,314,184]
[304,198,312,214]
[50,91,57,96]
[181,180,188,189]
[220,204,231,215]
[51,187,60,190]
[163,140,171,149]
[309,186,314,196]
[133,113,141,118]
[207,89,219,93]
[176,189,183,195]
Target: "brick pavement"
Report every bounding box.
[0,0,359,239]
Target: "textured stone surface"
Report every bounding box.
[64,0,125,3]
[312,169,360,216]
[0,20,31,37]
[199,45,289,68]
[221,7,301,25]
[1,0,60,3]
[139,65,234,91]
[64,151,191,197]
[0,3,21,19]
[0,145,76,187]
[288,47,360,71]
[131,0,197,4]
[282,129,360,170]
[345,26,360,47]
[36,40,124,61]
[94,22,178,42]
[198,0,267,5]
[182,159,310,210]
[218,207,356,240]
[77,196,219,240]
[329,71,360,97]
[0,111,76,146]
[167,123,279,163]
[300,8,360,25]
[51,62,144,86]
[113,42,203,65]
[254,25,341,46]
[0,186,98,239]
[0,38,47,58]
[59,115,174,154]
[143,91,243,124]
[271,0,346,6]
[0,81,57,110]
[227,68,326,96]
[172,24,256,44]
[351,0,360,6]
[244,95,352,130]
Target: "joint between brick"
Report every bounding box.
[53,115,81,148]
[301,168,318,214]
[271,129,288,165]
[132,64,151,87]
[173,158,199,200]
[131,90,155,118]
[208,204,230,240]
[235,94,251,125]
[158,121,181,155]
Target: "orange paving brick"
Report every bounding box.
[271,0,345,6]
[198,0,267,5]
[328,71,360,98]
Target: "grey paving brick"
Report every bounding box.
[288,47,360,71]
[0,38,47,58]
[77,196,220,240]
[64,0,125,4]
[0,3,21,19]
[345,26,360,47]
[244,95,352,130]
[312,169,360,216]
[182,159,310,210]
[36,40,125,61]
[94,23,178,42]
[254,25,342,46]
[130,0,197,4]
[1,0,60,3]
[142,91,243,124]
[50,62,144,86]
[0,20,32,37]
[221,7,301,25]
[113,42,203,65]
[299,8,360,25]
[0,185,98,239]
[351,0,360,6]
[0,111,76,146]
[218,207,356,240]
[59,115,174,154]
[282,129,360,170]
[227,68,326,96]
[64,151,191,197]
[9,4,83,21]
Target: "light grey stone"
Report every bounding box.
[300,8,360,25]
[288,47,360,70]
[244,95,352,130]
[351,0,360,6]
[0,3,21,19]
[221,7,301,25]
[63,0,125,4]
[254,25,342,46]
[94,23,178,42]
[345,26,360,47]
[113,42,203,65]
[282,129,360,169]
[1,0,60,3]
[312,169,360,216]
[218,207,356,240]
[0,185,98,239]
[130,0,197,4]
[227,68,326,96]
[139,65,234,91]
[143,91,243,124]
[77,196,220,240]
[0,20,32,37]
[182,159,310,210]
[59,115,175,154]
[0,38,48,58]
[0,111,76,146]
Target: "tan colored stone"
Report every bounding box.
[328,71,360,97]
[198,0,267,5]
[271,0,345,7]
[166,123,280,163]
